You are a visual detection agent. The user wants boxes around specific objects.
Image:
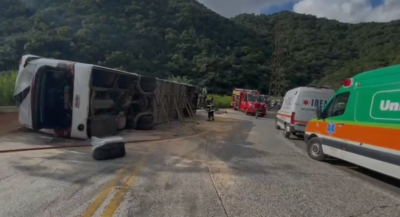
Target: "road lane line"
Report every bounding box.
[81,165,132,217]
[101,157,146,217]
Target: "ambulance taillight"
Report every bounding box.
[290,112,295,125]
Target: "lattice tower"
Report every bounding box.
[268,12,288,97]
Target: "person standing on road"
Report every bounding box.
[206,98,214,121]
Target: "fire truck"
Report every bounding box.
[231,88,267,117]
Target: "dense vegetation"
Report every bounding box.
[1,0,400,99]
[0,71,17,106]
[233,13,400,89]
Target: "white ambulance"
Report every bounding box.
[275,86,335,138]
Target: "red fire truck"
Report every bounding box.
[231,88,267,117]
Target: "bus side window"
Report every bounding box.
[325,92,350,118]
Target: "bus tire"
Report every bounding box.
[135,114,154,130]
[119,146,126,157]
[306,137,325,161]
[92,148,110,161]
[110,145,126,158]
[275,119,281,130]
[137,76,157,94]
[283,123,291,138]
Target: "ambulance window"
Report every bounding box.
[326,92,350,118]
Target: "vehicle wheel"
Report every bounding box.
[294,133,304,139]
[138,95,149,111]
[275,119,281,130]
[137,76,157,94]
[120,146,126,157]
[307,137,325,161]
[135,114,154,130]
[283,123,291,138]
[110,146,126,158]
[92,148,110,161]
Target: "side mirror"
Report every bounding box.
[315,107,322,119]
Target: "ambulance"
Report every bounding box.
[275,86,335,138]
[304,64,400,179]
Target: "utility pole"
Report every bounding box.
[268,12,287,97]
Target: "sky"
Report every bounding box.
[196,0,400,23]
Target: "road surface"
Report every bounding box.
[0,111,400,217]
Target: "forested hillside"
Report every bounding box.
[233,13,400,89]
[1,0,400,94]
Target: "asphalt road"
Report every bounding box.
[0,111,400,217]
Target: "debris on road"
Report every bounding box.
[215,109,227,114]
[91,136,126,160]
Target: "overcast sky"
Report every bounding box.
[196,0,400,23]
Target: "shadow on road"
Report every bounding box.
[326,158,400,191]
[289,136,400,193]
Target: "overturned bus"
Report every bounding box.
[14,55,198,139]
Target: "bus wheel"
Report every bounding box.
[137,76,157,94]
[307,137,325,161]
[275,119,281,130]
[283,123,291,138]
[92,148,109,161]
[111,145,126,158]
[135,114,154,130]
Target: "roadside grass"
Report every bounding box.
[212,94,231,109]
[0,70,17,106]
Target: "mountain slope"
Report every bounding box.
[1,1,400,94]
[0,0,271,94]
[233,12,400,89]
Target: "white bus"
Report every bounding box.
[14,55,157,139]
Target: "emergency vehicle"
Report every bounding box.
[231,88,267,116]
[304,64,400,179]
[276,86,335,138]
